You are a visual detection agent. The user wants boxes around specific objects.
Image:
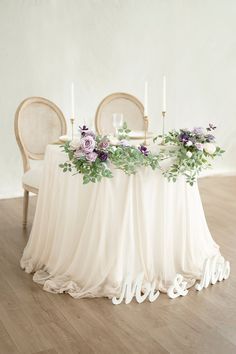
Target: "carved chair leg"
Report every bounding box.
[23,189,29,228]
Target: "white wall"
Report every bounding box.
[0,0,235,198]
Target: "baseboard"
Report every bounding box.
[199,169,236,178]
[0,192,36,200]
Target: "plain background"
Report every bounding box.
[0,0,235,198]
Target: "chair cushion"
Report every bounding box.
[22,161,44,190]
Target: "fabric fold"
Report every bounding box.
[20,145,220,298]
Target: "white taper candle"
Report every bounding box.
[162,76,166,112]
[144,81,148,116]
[71,82,75,118]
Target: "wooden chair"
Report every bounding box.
[95,92,145,135]
[14,97,67,228]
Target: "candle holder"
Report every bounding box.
[143,115,149,146]
[161,111,166,145]
[70,118,75,140]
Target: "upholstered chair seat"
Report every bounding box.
[22,161,44,191]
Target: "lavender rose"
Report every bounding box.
[99,139,110,149]
[195,143,203,151]
[193,127,204,135]
[85,151,98,162]
[80,135,96,153]
[205,134,215,142]
[84,129,96,139]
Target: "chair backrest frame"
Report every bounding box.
[95,92,144,135]
[14,96,67,172]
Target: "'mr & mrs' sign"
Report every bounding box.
[112,255,230,305]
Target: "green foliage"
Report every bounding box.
[109,145,160,175]
[159,130,225,185]
[117,121,131,140]
[60,142,112,184]
[59,124,225,186]
[60,142,161,184]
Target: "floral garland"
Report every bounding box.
[158,123,224,185]
[60,123,224,185]
[60,123,161,184]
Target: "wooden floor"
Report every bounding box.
[0,177,236,354]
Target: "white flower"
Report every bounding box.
[203,143,216,155]
[69,138,80,150]
[186,151,192,158]
[59,135,71,142]
[186,141,193,147]
[74,149,84,159]
[108,135,119,145]
[119,139,131,147]
[154,137,163,145]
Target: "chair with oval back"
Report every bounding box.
[14,96,67,228]
[95,92,144,135]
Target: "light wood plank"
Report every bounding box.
[0,177,235,353]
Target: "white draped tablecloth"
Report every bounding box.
[21,144,220,298]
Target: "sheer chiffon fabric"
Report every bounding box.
[20,145,220,298]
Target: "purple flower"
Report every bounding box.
[138,145,149,156]
[205,134,215,142]
[192,127,204,135]
[98,151,108,161]
[85,151,98,162]
[179,132,190,143]
[79,125,96,139]
[195,143,203,151]
[80,135,96,153]
[98,139,110,149]
[84,129,96,139]
[207,123,217,131]
[79,125,89,136]
[74,148,85,159]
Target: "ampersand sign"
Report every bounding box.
[167,274,188,299]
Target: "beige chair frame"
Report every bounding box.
[14,96,67,227]
[95,92,144,134]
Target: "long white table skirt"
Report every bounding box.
[21,145,220,298]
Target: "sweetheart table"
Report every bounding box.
[21,144,220,299]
